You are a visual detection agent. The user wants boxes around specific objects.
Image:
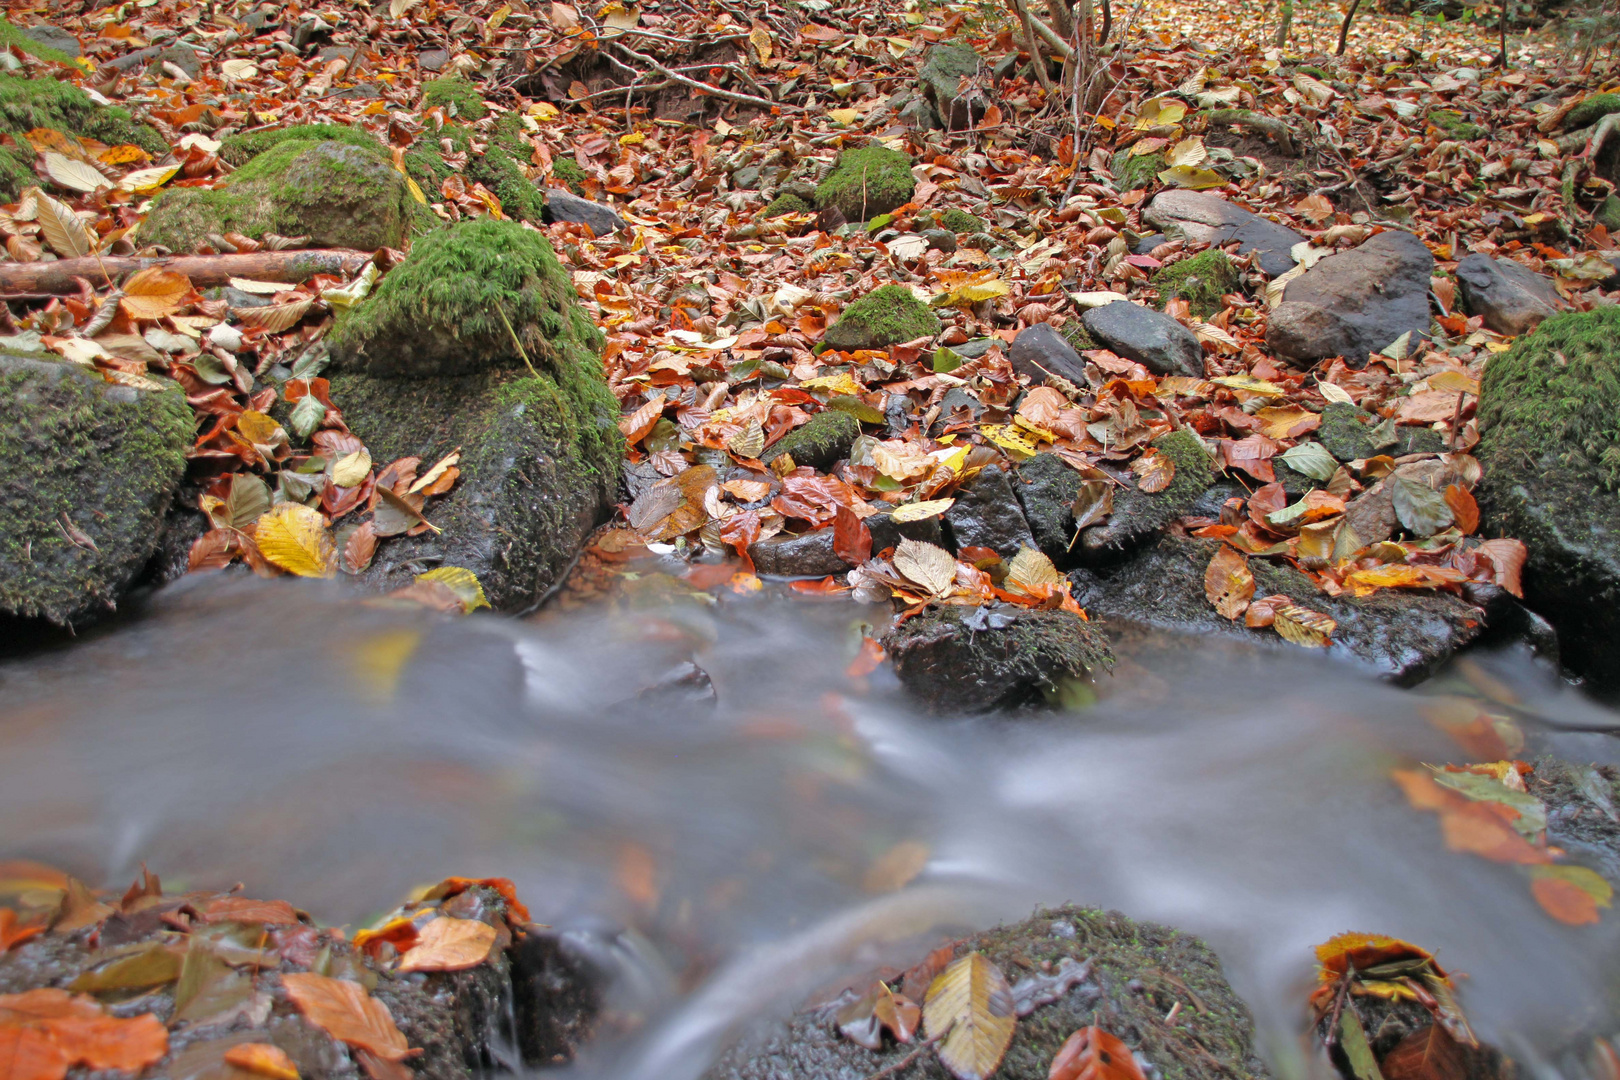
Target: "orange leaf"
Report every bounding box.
[1313,932,1439,984]
[0,1023,68,1080]
[1531,873,1603,926]
[1048,1026,1147,1080]
[225,1043,300,1080]
[422,878,530,924]
[202,898,300,926]
[119,268,192,321]
[1130,449,1175,493]
[1380,1024,1467,1080]
[280,974,410,1061]
[1443,485,1478,535]
[1473,539,1526,598]
[1203,545,1253,621]
[43,1014,167,1072]
[397,917,497,973]
[618,398,664,444]
[0,910,46,953]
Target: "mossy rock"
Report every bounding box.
[706,905,1267,1080]
[1428,108,1485,140]
[1075,429,1215,564]
[1111,148,1163,193]
[1014,453,1085,564]
[1152,248,1239,318]
[1598,195,1620,232]
[815,145,915,223]
[218,122,387,167]
[0,19,77,64]
[0,74,165,198]
[142,141,414,252]
[761,409,861,469]
[330,218,597,379]
[1567,92,1620,131]
[404,116,544,224]
[551,155,588,195]
[423,76,488,120]
[0,353,190,627]
[939,207,986,234]
[918,41,989,130]
[762,191,812,217]
[823,284,941,351]
[1476,307,1620,689]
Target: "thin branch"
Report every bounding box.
[607,39,788,111]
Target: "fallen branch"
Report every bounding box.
[0,249,374,296]
[607,39,788,112]
[1207,109,1299,156]
[1027,13,1075,58]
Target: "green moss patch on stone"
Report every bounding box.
[404,116,544,224]
[0,354,190,626]
[1111,148,1163,193]
[918,42,987,129]
[0,19,76,65]
[422,76,489,120]
[762,191,811,216]
[761,409,860,468]
[551,155,588,195]
[1152,248,1239,318]
[1568,92,1620,131]
[815,145,915,222]
[1076,429,1216,563]
[0,74,165,198]
[218,122,386,167]
[142,140,413,252]
[1598,195,1620,232]
[823,283,942,351]
[939,207,986,234]
[1428,108,1485,140]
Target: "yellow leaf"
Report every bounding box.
[26,186,91,258]
[748,25,772,64]
[332,448,372,487]
[120,267,191,320]
[828,108,860,127]
[117,164,180,193]
[1165,135,1206,168]
[406,174,427,205]
[414,566,490,612]
[1254,405,1316,439]
[890,498,954,523]
[255,503,336,578]
[1158,165,1226,190]
[1005,545,1062,593]
[728,418,765,459]
[529,101,560,121]
[1273,603,1335,647]
[1211,374,1287,398]
[892,538,957,597]
[923,952,1016,1080]
[1203,546,1253,620]
[938,279,1010,306]
[979,423,1037,459]
[799,372,864,395]
[1134,97,1187,128]
[408,449,462,494]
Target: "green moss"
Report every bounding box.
[762,191,811,216]
[1599,195,1620,232]
[550,156,587,195]
[1152,248,1239,318]
[0,74,166,166]
[1075,429,1215,562]
[219,122,386,167]
[760,409,861,468]
[815,145,915,222]
[422,76,488,120]
[939,207,986,234]
[1060,320,1096,352]
[0,19,76,65]
[1111,148,1163,193]
[0,143,35,202]
[404,124,469,192]
[330,218,602,383]
[1428,108,1484,140]
[403,117,543,223]
[1568,92,1620,131]
[823,283,942,351]
[0,355,190,626]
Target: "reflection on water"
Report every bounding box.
[1,571,1617,1078]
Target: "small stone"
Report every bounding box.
[815,145,914,223]
[1265,230,1434,366]
[760,410,861,469]
[882,606,1111,711]
[1008,322,1087,385]
[731,165,762,190]
[418,48,451,71]
[918,42,992,131]
[1143,190,1305,277]
[921,228,957,253]
[541,189,626,235]
[15,24,80,57]
[747,530,847,577]
[1454,253,1558,337]
[944,465,1038,557]
[1081,301,1206,379]
[866,509,945,552]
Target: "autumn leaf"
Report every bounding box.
[1529,865,1613,926]
[120,268,192,321]
[834,505,872,567]
[224,1043,300,1080]
[892,538,957,598]
[923,952,1016,1080]
[1130,449,1174,493]
[1272,604,1335,647]
[280,973,410,1061]
[1380,1024,1466,1080]
[255,504,336,578]
[397,917,498,973]
[1203,546,1253,620]
[1048,1026,1147,1080]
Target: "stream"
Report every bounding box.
[2,570,1617,1079]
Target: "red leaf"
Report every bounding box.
[833,505,872,567]
[1380,1024,1467,1080]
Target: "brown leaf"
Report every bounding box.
[280,973,410,1061]
[833,505,872,567]
[1380,1024,1467,1080]
[396,917,497,973]
[1473,538,1525,597]
[1130,449,1175,493]
[1203,546,1254,621]
[343,522,379,575]
[1048,1025,1147,1080]
[1443,485,1478,535]
[120,268,191,320]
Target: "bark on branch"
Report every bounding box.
[0,249,375,296]
[1207,109,1299,156]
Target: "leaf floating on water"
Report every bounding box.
[892,538,957,598]
[1048,1025,1147,1080]
[224,1043,300,1080]
[1203,546,1253,621]
[255,504,336,578]
[397,917,498,972]
[280,973,410,1061]
[1529,865,1613,926]
[923,952,1016,1080]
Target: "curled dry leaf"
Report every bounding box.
[1272,603,1335,648]
[234,300,314,334]
[1130,449,1174,493]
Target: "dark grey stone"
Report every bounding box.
[882,606,1111,711]
[1080,301,1205,379]
[943,465,1037,557]
[418,48,451,71]
[541,189,626,235]
[921,228,957,252]
[1013,453,1083,563]
[1008,322,1087,385]
[1132,232,1167,255]
[747,530,848,577]
[866,508,945,552]
[1454,253,1558,336]
[919,42,990,131]
[15,24,80,57]
[1143,190,1306,277]
[102,43,202,77]
[1265,230,1434,365]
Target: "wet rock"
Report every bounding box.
[1454,253,1558,336]
[823,284,941,351]
[748,530,848,577]
[1317,401,1378,461]
[815,145,914,223]
[882,606,1112,711]
[919,42,991,131]
[1143,190,1305,278]
[1132,232,1167,254]
[1008,322,1087,385]
[1266,230,1434,366]
[944,465,1038,557]
[1013,453,1085,564]
[0,354,190,630]
[1533,758,1620,881]
[102,43,202,77]
[1071,535,1488,683]
[633,659,719,714]
[706,905,1267,1080]
[1476,306,1620,690]
[541,189,625,235]
[1080,301,1205,379]
[866,508,945,552]
[761,410,861,469]
[13,24,80,57]
[1075,429,1217,564]
[921,227,957,253]
[929,385,985,435]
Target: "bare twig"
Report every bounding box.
[608,38,787,111]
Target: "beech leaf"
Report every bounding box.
[923,952,1016,1080]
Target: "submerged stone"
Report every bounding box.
[0,354,190,628]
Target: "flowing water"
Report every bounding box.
[2,569,1618,1079]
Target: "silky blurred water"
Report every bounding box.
[1,570,1616,1078]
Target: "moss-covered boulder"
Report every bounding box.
[1427,108,1484,140]
[883,605,1112,711]
[1476,307,1620,690]
[422,76,489,120]
[1111,148,1163,193]
[762,191,812,217]
[404,116,545,224]
[0,19,79,63]
[1072,535,1488,683]
[550,156,588,194]
[939,207,987,234]
[824,284,941,351]
[1074,430,1216,564]
[0,353,191,627]
[142,140,414,252]
[761,410,861,469]
[706,905,1268,1080]
[326,219,620,611]
[1567,92,1620,131]
[218,122,387,167]
[0,74,166,200]
[919,42,990,130]
[815,145,915,223]
[1152,248,1239,318]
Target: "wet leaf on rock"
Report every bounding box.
[280,973,410,1061]
[1391,475,1453,538]
[1380,1023,1466,1080]
[1272,604,1335,647]
[397,917,497,972]
[1130,450,1174,493]
[255,504,336,578]
[892,538,956,597]
[1203,546,1253,621]
[224,1043,300,1080]
[413,567,489,612]
[1048,1025,1147,1080]
[923,952,1016,1080]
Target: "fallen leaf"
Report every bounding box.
[397,917,498,972]
[255,504,336,578]
[892,538,957,597]
[1204,546,1254,620]
[224,1043,299,1080]
[1380,1024,1466,1080]
[1529,865,1613,926]
[834,505,872,566]
[924,952,1016,1080]
[1048,1025,1147,1080]
[1272,604,1335,647]
[280,974,410,1061]
[1130,449,1174,493]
